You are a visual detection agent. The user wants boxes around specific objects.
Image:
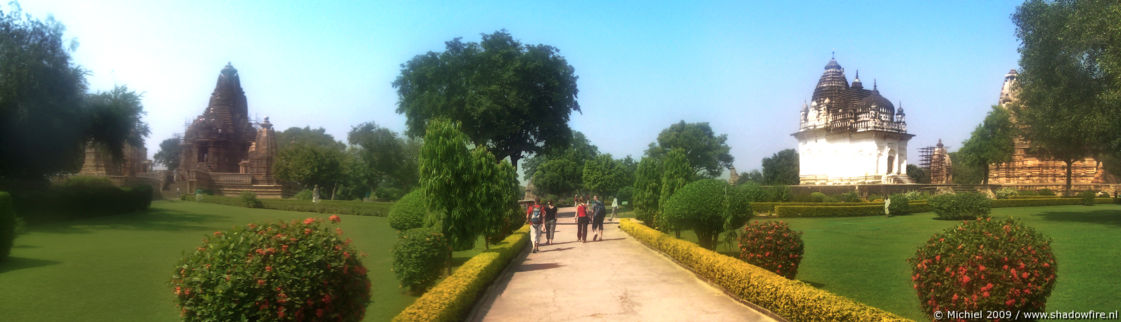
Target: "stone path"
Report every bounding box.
[470,207,776,322]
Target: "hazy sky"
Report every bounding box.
[15,0,1022,177]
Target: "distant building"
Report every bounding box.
[794,57,914,184]
[987,70,1115,185]
[78,142,151,178]
[176,63,283,198]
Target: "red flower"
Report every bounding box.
[304,228,312,235]
[213,231,222,236]
[257,279,266,286]
[303,218,315,225]
[329,215,341,223]
[265,265,272,272]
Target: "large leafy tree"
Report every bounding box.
[632,156,662,223]
[418,119,487,250]
[657,148,692,233]
[645,121,734,178]
[276,126,344,150]
[1013,0,1121,195]
[906,164,930,184]
[83,85,149,161]
[272,143,345,196]
[949,152,984,185]
[582,154,629,198]
[0,7,88,185]
[154,135,182,170]
[394,30,581,170]
[761,149,799,185]
[525,131,599,196]
[735,169,764,185]
[958,106,1015,185]
[347,122,419,198]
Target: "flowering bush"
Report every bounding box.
[738,221,804,279]
[908,217,1057,319]
[929,192,991,220]
[392,228,451,293]
[171,215,370,321]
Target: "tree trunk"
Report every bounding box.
[1064,159,1074,196]
[982,162,990,186]
[696,230,715,250]
[509,153,521,170]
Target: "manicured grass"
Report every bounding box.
[0,200,486,321]
[675,204,1121,320]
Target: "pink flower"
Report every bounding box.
[265,266,272,272]
[329,215,341,223]
[213,231,223,236]
[303,218,315,225]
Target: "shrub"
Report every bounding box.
[171,216,370,321]
[903,190,929,201]
[662,179,751,249]
[12,183,152,222]
[929,192,991,220]
[908,217,1057,319]
[389,190,429,231]
[995,187,1019,199]
[838,191,861,202]
[392,228,451,293]
[619,219,904,321]
[60,176,115,189]
[394,226,529,322]
[809,192,828,202]
[239,191,263,208]
[1037,188,1055,196]
[1078,190,1096,206]
[180,193,192,201]
[887,193,910,216]
[737,221,803,279]
[763,185,792,202]
[774,204,883,217]
[294,189,313,201]
[0,192,15,261]
[374,187,406,201]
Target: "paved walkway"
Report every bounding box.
[470,207,776,322]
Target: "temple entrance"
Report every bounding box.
[887,153,895,174]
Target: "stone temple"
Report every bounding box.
[176,63,282,198]
[794,57,914,185]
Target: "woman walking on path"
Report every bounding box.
[544,200,558,245]
[575,197,590,243]
[526,198,545,253]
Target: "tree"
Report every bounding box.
[83,86,150,161]
[0,7,88,185]
[632,156,662,223]
[949,152,984,185]
[582,154,629,198]
[761,149,799,185]
[736,169,764,185]
[661,179,752,250]
[906,164,930,184]
[272,143,345,197]
[526,131,599,196]
[277,126,344,150]
[1013,0,1121,195]
[958,106,1016,185]
[347,122,419,198]
[154,135,182,170]
[645,121,734,178]
[394,30,581,170]
[658,148,692,233]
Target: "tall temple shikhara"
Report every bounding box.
[987,70,1115,185]
[176,63,282,198]
[794,57,914,184]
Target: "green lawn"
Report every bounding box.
[677,204,1121,320]
[0,200,483,321]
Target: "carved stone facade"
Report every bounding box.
[794,57,914,185]
[929,139,953,184]
[177,64,282,198]
[78,142,151,177]
[987,70,1115,185]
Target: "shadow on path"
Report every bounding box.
[517,262,563,272]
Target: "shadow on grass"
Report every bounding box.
[1035,209,1121,227]
[27,207,224,235]
[800,280,826,288]
[0,256,60,274]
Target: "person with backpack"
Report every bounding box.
[591,195,607,241]
[544,200,558,245]
[575,197,590,243]
[526,198,544,253]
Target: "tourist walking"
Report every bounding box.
[575,197,590,242]
[592,195,607,241]
[610,197,619,222]
[526,198,544,253]
[544,200,558,245]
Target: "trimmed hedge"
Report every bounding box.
[990,197,1112,208]
[751,202,882,214]
[12,184,152,222]
[393,225,529,322]
[0,191,15,260]
[619,219,905,321]
[774,204,884,217]
[196,196,392,217]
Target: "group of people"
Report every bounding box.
[525,195,616,253]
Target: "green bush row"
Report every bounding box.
[194,195,393,217]
[12,184,152,222]
[619,219,905,321]
[1,191,15,260]
[393,225,528,322]
[751,202,881,214]
[990,197,1112,208]
[774,204,885,217]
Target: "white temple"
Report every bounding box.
[793,57,914,185]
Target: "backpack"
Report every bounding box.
[530,206,542,224]
[594,201,606,217]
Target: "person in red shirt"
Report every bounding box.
[525,198,544,253]
[575,197,590,243]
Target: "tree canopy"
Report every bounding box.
[582,154,630,198]
[661,179,752,250]
[657,148,692,233]
[272,142,345,194]
[347,122,419,198]
[645,121,733,178]
[1013,0,1121,194]
[958,106,1015,185]
[154,135,182,171]
[525,131,599,196]
[632,156,662,223]
[761,149,799,185]
[83,86,150,161]
[394,30,581,170]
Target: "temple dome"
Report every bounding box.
[812,58,849,103]
[859,91,895,116]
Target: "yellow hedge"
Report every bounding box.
[619,219,908,322]
[393,225,529,322]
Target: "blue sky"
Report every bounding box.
[15,0,1022,177]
